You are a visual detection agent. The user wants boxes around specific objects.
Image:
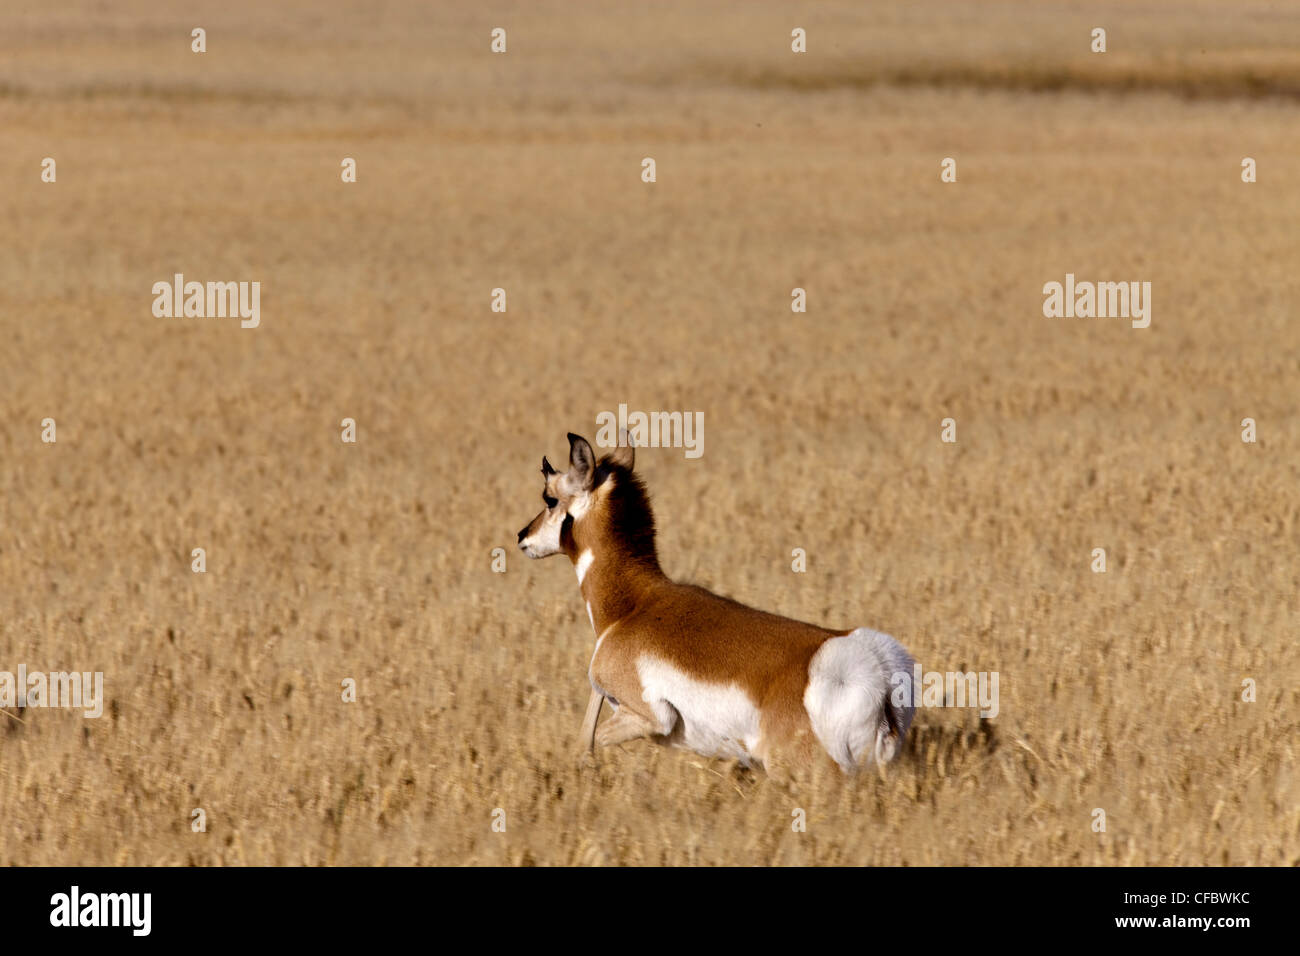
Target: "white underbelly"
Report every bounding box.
[636,655,762,763]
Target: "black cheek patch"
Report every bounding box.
[560,513,575,548]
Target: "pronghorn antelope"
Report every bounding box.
[517,433,915,775]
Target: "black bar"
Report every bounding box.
[4,866,1285,942]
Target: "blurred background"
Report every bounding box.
[1,0,1297,864]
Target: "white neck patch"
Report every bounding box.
[566,489,592,520]
[575,549,594,586]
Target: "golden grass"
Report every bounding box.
[1,0,1297,865]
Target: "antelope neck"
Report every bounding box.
[571,544,663,635]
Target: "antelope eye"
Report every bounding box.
[543,494,558,509]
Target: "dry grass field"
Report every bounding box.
[1,0,1298,866]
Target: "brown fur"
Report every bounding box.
[566,455,848,771]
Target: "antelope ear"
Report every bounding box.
[606,428,635,471]
[541,456,557,477]
[567,433,596,489]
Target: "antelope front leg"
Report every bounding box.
[577,688,604,755]
[595,707,658,748]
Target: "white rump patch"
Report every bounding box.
[636,655,762,764]
[803,627,916,772]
